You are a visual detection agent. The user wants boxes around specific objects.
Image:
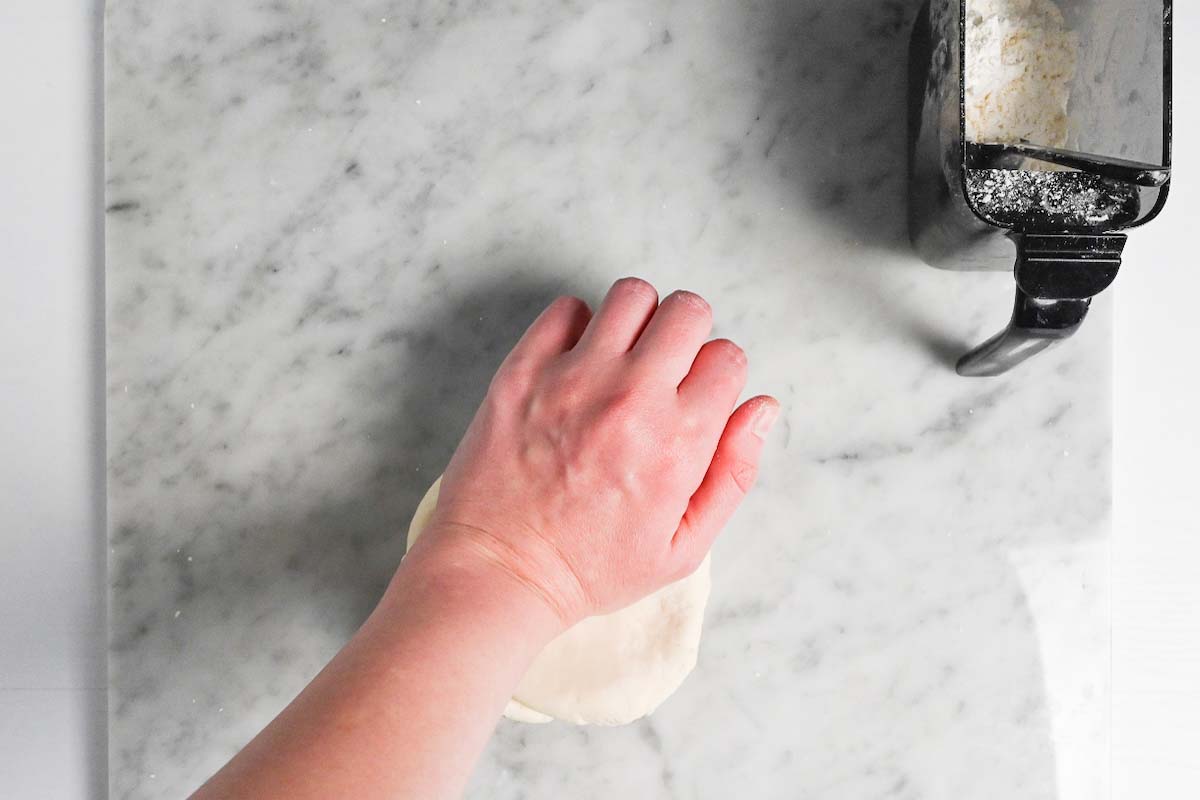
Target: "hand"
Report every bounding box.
[410,278,779,628]
[195,278,778,799]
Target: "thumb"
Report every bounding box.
[671,395,779,574]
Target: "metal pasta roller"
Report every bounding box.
[908,0,1173,376]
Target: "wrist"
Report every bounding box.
[378,534,568,648]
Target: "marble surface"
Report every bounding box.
[105,1,1111,798]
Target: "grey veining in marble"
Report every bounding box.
[106,1,1111,798]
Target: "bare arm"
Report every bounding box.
[193,278,778,799]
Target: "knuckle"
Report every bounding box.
[675,417,712,452]
[729,459,758,494]
[677,410,703,434]
[500,352,535,376]
[488,366,529,405]
[602,387,641,424]
[595,389,653,446]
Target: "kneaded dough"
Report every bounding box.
[406,477,711,726]
[502,698,554,724]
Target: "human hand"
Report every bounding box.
[409,278,778,628]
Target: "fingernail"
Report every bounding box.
[752,402,780,439]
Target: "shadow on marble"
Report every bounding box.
[743,0,966,367]
[264,274,571,633]
[108,272,575,740]
[748,0,927,254]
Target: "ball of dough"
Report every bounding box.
[502,699,554,724]
[406,477,711,726]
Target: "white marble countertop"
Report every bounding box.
[3,2,1199,799]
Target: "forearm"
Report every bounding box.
[193,542,561,800]
[195,281,774,797]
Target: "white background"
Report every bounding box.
[1,2,1196,796]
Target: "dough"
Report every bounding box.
[406,477,711,726]
[502,699,554,724]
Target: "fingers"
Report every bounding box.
[506,296,593,366]
[671,396,780,572]
[632,290,714,383]
[575,278,660,355]
[678,339,748,414]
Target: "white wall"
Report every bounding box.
[0,2,107,796]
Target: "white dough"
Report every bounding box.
[406,477,711,726]
[502,698,554,724]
